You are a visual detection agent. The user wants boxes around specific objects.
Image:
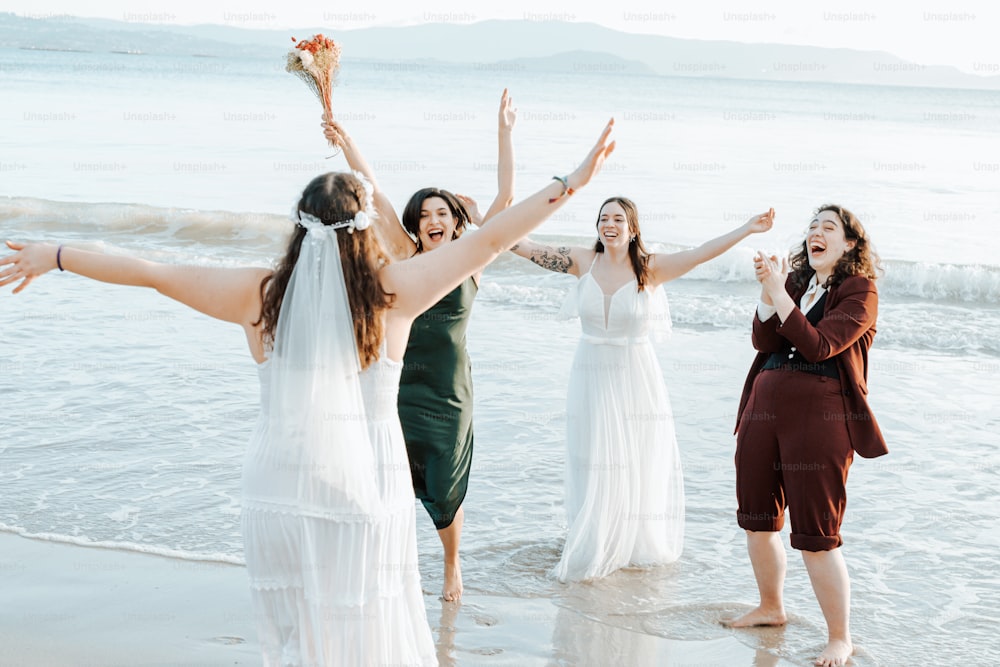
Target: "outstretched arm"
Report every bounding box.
[0,241,269,327]
[459,193,591,276]
[508,238,593,276]
[480,89,516,223]
[383,120,616,318]
[323,118,416,261]
[649,208,774,285]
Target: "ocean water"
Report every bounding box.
[1,47,999,666]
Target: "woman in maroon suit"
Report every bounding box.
[725,204,885,667]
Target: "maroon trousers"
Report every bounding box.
[735,369,854,551]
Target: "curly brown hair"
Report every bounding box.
[789,203,882,293]
[592,196,653,291]
[255,172,395,369]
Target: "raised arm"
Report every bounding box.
[323,118,416,261]
[750,253,787,352]
[649,208,774,285]
[481,92,594,275]
[752,269,789,352]
[479,89,516,223]
[382,120,616,318]
[0,241,269,328]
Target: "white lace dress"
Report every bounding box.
[241,356,437,666]
[554,269,685,582]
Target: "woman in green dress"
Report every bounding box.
[324,90,516,601]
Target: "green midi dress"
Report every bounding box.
[398,276,477,529]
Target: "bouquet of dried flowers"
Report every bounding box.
[286,34,342,119]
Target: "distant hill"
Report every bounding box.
[2,13,998,90]
[493,50,657,76]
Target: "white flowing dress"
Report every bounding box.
[554,267,685,582]
[241,356,437,666]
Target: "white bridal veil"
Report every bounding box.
[265,215,381,520]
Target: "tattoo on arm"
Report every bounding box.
[510,243,520,252]
[530,246,574,273]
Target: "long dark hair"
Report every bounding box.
[255,172,394,370]
[789,203,882,293]
[592,196,653,291]
[401,187,470,252]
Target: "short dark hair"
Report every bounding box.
[401,188,470,247]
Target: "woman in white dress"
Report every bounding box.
[510,197,773,582]
[0,122,615,665]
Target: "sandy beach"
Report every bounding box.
[0,532,258,666]
[0,532,805,666]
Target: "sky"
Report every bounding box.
[5,0,1000,75]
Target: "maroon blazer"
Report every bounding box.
[735,274,889,459]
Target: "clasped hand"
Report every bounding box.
[754,250,788,302]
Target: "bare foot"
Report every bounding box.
[721,606,787,628]
[814,638,853,666]
[442,560,463,602]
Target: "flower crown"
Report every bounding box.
[292,170,376,234]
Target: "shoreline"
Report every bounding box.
[0,532,798,666]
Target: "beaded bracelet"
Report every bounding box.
[57,245,65,271]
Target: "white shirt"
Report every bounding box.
[756,274,826,322]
